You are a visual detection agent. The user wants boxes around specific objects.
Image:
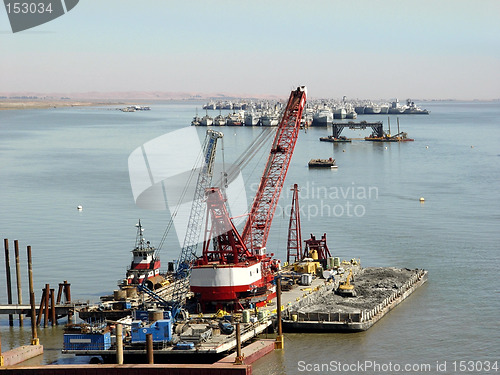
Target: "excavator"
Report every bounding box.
[337,269,356,297]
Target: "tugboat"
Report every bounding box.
[123,221,162,289]
[308,157,338,169]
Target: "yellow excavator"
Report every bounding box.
[337,269,356,297]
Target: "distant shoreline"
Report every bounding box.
[0,100,130,111]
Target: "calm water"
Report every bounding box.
[1,101,499,372]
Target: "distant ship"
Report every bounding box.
[191,110,201,126]
[312,108,333,126]
[404,99,429,114]
[244,111,260,126]
[260,112,279,126]
[200,110,213,126]
[388,99,405,114]
[226,111,244,126]
[364,103,381,114]
[213,111,226,126]
[333,107,346,120]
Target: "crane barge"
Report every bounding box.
[190,86,307,311]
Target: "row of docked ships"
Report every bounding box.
[193,98,429,127]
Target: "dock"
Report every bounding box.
[62,316,273,362]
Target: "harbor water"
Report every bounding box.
[1,101,499,372]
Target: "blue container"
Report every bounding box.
[133,310,149,321]
[63,332,111,350]
[131,319,173,343]
[175,341,195,350]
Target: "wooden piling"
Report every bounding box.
[36,288,45,327]
[4,239,14,326]
[275,277,284,349]
[116,324,123,365]
[44,284,49,328]
[14,240,24,326]
[146,334,154,364]
[50,289,56,325]
[64,281,72,323]
[27,246,38,344]
[235,323,243,364]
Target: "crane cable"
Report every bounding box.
[156,137,206,252]
[157,125,278,253]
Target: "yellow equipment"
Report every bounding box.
[337,269,356,297]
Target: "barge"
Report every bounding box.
[319,135,352,143]
[308,158,338,168]
[281,267,427,332]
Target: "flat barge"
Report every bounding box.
[308,158,338,168]
[281,267,427,332]
[365,132,414,142]
[319,135,352,143]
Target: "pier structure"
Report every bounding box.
[1,239,44,366]
[332,121,384,139]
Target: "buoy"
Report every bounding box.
[425,146,429,149]
[385,146,388,149]
[471,145,474,148]
[77,205,83,211]
[343,149,345,152]
[419,197,425,202]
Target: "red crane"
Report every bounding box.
[190,86,307,310]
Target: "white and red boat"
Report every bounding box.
[124,221,161,288]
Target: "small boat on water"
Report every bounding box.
[319,135,351,143]
[308,157,338,168]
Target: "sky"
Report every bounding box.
[1,0,499,99]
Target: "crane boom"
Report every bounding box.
[242,86,307,251]
[170,129,223,312]
[176,129,223,275]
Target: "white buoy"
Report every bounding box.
[77,205,83,211]
[425,146,429,149]
[385,146,388,149]
[419,197,425,202]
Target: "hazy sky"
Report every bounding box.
[1,0,499,99]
